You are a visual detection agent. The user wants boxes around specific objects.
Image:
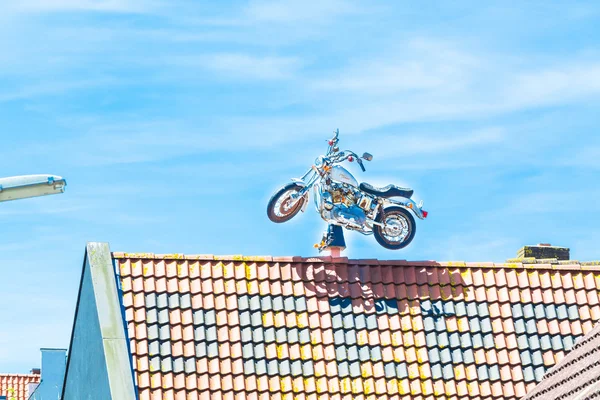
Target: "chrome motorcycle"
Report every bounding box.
[267,129,428,250]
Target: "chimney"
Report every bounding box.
[28,348,67,400]
[30,368,41,375]
[517,243,570,261]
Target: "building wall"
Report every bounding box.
[29,349,66,400]
[61,258,112,400]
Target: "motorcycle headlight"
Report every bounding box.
[315,156,324,167]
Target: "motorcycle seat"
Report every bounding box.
[359,182,413,199]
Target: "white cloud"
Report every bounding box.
[357,128,505,160]
[502,62,600,110]
[313,38,479,95]
[189,53,302,81]
[0,78,119,102]
[244,0,362,23]
[9,0,162,14]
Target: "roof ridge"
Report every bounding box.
[0,373,40,377]
[110,252,600,270]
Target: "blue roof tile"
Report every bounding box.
[240,326,251,343]
[302,360,314,377]
[295,296,307,312]
[251,326,264,343]
[442,363,454,380]
[531,350,543,367]
[472,333,483,349]
[359,346,370,362]
[158,309,169,325]
[249,295,261,311]
[264,327,276,343]
[463,348,474,364]
[147,324,158,340]
[568,304,580,320]
[477,365,489,380]
[520,350,531,366]
[521,364,535,385]
[290,359,302,377]
[489,365,500,381]
[512,303,523,319]
[168,293,179,309]
[439,348,452,364]
[540,335,552,351]
[483,333,495,349]
[556,304,569,320]
[275,328,287,343]
[477,303,490,318]
[534,304,546,319]
[454,302,467,317]
[430,364,442,379]
[206,342,219,358]
[161,357,173,373]
[145,293,157,308]
[514,319,526,335]
[349,361,361,378]
[347,345,359,361]
[244,359,255,375]
[260,295,272,311]
[428,347,440,364]
[517,335,529,350]
[545,304,557,319]
[480,318,493,334]
[159,325,170,341]
[523,304,535,320]
[206,325,217,342]
[469,318,481,333]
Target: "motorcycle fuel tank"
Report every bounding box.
[330,166,358,187]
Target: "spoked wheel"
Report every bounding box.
[373,206,416,250]
[267,183,306,223]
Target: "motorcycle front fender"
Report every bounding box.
[290,179,310,212]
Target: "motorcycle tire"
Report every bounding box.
[373,206,416,250]
[267,182,305,223]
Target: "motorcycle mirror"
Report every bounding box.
[362,152,373,161]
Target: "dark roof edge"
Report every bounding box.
[59,244,90,400]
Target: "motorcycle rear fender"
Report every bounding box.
[290,179,310,212]
[384,197,426,220]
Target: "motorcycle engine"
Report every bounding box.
[327,183,367,227]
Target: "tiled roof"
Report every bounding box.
[114,253,600,400]
[0,374,40,400]
[522,320,600,399]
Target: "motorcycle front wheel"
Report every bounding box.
[373,206,416,250]
[267,183,306,223]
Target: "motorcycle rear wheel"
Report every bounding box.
[267,183,305,223]
[373,206,416,250]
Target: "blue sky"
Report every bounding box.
[1,0,600,372]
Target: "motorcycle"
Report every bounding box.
[267,129,428,250]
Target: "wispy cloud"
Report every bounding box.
[172,53,303,81]
[8,0,163,14]
[312,38,478,95]
[243,0,363,24]
[0,77,120,102]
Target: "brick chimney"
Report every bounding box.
[517,243,570,261]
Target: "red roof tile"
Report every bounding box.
[0,374,40,400]
[113,254,600,399]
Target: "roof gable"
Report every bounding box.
[61,243,137,400]
[114,252,600,399]
[523,321,600,399]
